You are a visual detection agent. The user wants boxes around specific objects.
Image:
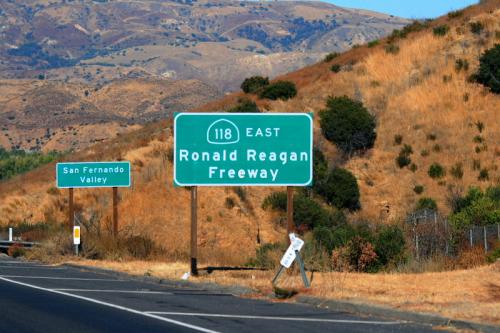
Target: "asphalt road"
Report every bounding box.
[0,256,447,333]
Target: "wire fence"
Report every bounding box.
[406,209,499,258]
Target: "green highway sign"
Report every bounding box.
[174,113,313,186]
[56,162,131,188]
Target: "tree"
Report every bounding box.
[319,96,376,155]
[259,81,297,100]
[240,76,269,94]
[318,167,360,210]
[474,44,500,94]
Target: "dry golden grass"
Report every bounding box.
[61,258,500,325]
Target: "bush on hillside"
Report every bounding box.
[373,224,406,268]
[416,197,438,211]
[0,148,63,181]
[228,98,260,113]
[473,44,500,94]
[319,96,376,155]
[317,167,360,210]
[428,163,446,179]
[449,186,500,231]
[396,144,413,168]
[240,76,269,93]
[310,147,328,194]
[330,64,341,73]
[259,81,297,100]
[324,52,340,62]
[433,25,450,36]
[469,21,484,35]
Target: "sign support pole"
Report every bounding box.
[190,186,198,276]
[295,250,310,288]
[69,188,74,230]
[287,186,294,242]
[112,187,118,238]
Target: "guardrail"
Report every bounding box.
[0,240,38,251]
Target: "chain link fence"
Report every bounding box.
[406,209,499,258]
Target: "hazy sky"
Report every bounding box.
[325,0,479,18]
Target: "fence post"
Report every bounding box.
[483,226,488,253]
[8,228,13,242]
[470,229,473,248]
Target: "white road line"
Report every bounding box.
[53,289,174,295]
[0,276,219,333]
[145,312,404,325]
[0,266,65,270]
[0,275,124,282]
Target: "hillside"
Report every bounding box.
[0,78,221,151]
[1,0,499,265]
[0,0,409,91]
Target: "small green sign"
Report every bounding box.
[174,113,313,186]
[56,162,131,188]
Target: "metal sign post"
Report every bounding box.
[68,188,74,231]
[113,187,119,238]
[190,186,198,276]
[272,233,310,288]
[287,186,294,242]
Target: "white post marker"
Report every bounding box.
[73,226,80,256]
[8,228,13,242]
[273,233,309,287]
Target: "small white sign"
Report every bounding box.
[73,226,81,245]
[279,233,305,268]
[280,245,297,268]
[290,233,304,251]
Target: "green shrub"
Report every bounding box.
[8,243,26,258]
[394,134,403,145]
[385,44,400,54]
[416,197,438,211]
[469,21,484,35]
[311,147,328,194]
[455,58,470,72]
[421,149,430,157]
[324,52,340,62]
[368,40,379,48]
[225,197,236,209]
[319,96,376,155]
[396,154,411,168]
[240,76,269,94]
[487,247,500,263]
[228,98,260,113]
[478,168,489,181]
[449,186,500,231]
[475,121,485,133]
[433,25,450,36]
[413,185,424,194]
[428,163,446,179]
[330,64,341,73]
[396,144,413,168]
[261,191,287,211]
[259,81,297,100]
[374,225,406,268]
[450,163,464,179]
[262,191,331,230]
[473,44,500,94]
[0,149,63,181]
[448,10,464,18]
[318,167,360,210]
[249,243,285,269]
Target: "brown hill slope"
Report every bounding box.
[1,1,499,263]
[0,78,221,151]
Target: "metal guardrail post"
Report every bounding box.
[483,226,488,253]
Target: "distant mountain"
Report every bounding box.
[0,0,409,91]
